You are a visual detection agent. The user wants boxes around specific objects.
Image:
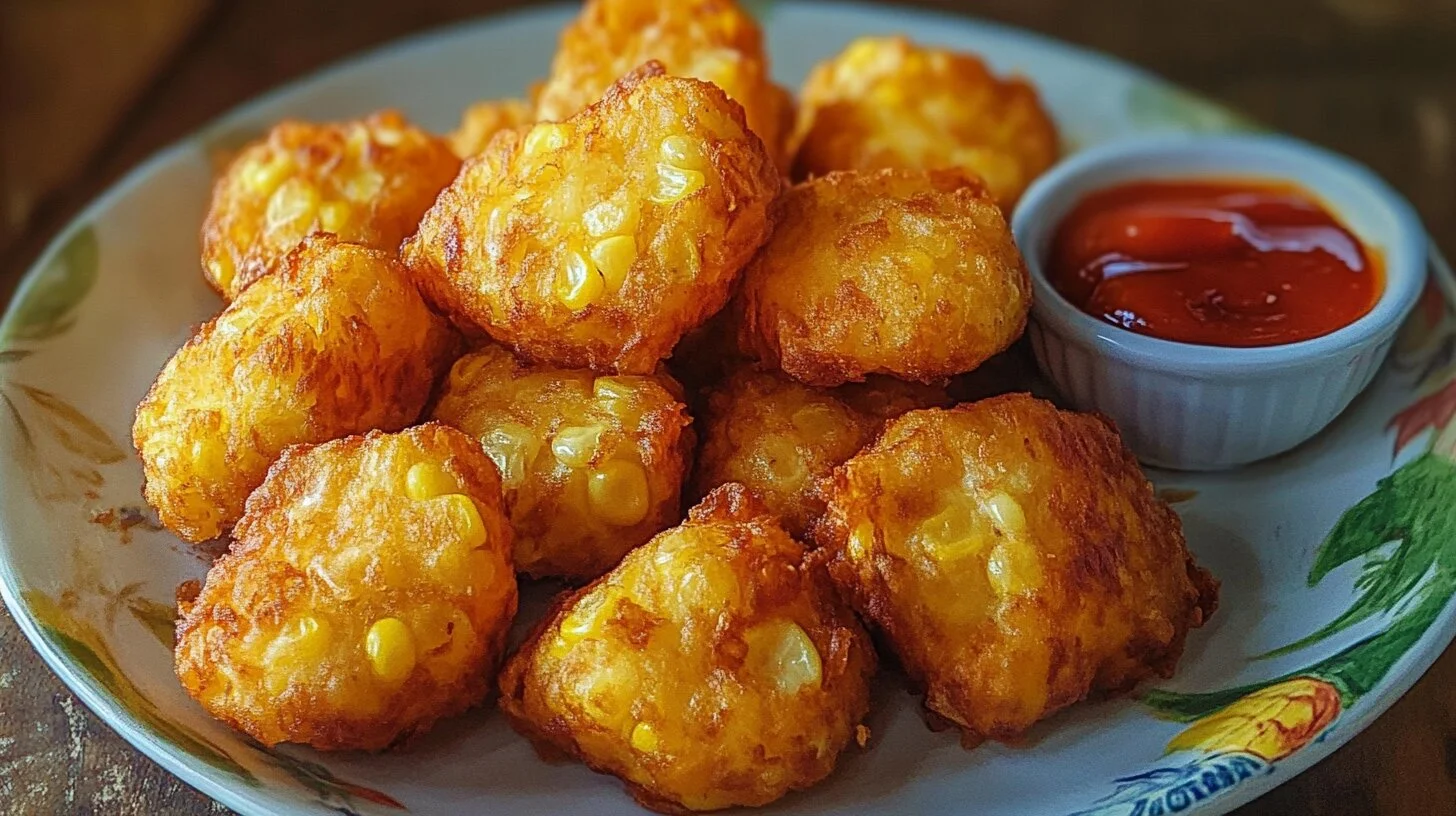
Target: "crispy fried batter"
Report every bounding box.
[201,111,460,299]
[789,36,1058,208]
[693,366,948,537]
[449,98,534,158]
[404,64,780,374]
[535,0,788,167]
[816,395,1218,745]
[175,424,517,750]
[735,168,1031,386]
[499,484,875,812]
[134,235,457,542]
[429,344,694,581]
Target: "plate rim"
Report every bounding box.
[2,3,1453,815]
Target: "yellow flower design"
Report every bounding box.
[1167,676,1341,763]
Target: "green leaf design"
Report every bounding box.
[22,590,259,787]
[268,752,409,810]
[126,596,178,650]
[1145,453,1456,721]
[18,384,127,464]
[0,226,99,345]
[1260,453,1456,658]
[1126,82,1265,134]
[0,349,33,365]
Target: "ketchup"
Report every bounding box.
[1047,180,1381,347]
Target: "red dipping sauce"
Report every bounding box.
[1047,180,1382,348]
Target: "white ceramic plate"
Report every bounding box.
[4,3,1456,815]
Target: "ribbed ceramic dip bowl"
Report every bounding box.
[1012,134,1427,470]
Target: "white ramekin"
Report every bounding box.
[1011,134,1427,471]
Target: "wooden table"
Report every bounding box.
[2,0,1454,813]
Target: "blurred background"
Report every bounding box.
[1,0,1454,813]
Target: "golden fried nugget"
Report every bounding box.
[499,484,875,813]
[134,235,457,543]
[405,64,780,374]
[693,367,948,537]
[816,395,1218,745]
[201,111,460,299]
[536,0,788,167]
[429,345,693,581]
[735,168,1031,386]
[790,36,1058,208]
[448,98,534,158]
[175,424,517,750]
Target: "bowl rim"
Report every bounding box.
[1011,133,1428,376]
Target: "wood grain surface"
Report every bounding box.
[2,1,1454,814]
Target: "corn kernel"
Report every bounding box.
[523,123,567,157]
[749,621,823,694]
[587,460,651,527]
[649,163,706,205]
[552,424,604,469]
[987,538,1043,596]
[844,38,885,68]
[560,592,610,640]
[583,200,631,237]
[480,422,540,488]
[341,170,384,202]
[264,177,321,235]
[659,135,705,170]
[901,248,937,276]
[365,618,417,683]
[847,523,876,562]
[753,436,807,485]
[982,492,1027,537]
[556,251,604,310]
[345,126,370,159]
[630,721,660,753]
[439,494,487,549]
[207,255,235,294]
[589,235,637,292]
[190,437,227,479]
[448,352,489,385]
[406,462,461,500]
[318,200,351,234]
[592,376,637,403]
[242,154,292,197]
[790,402,848,443]
[916,500,989,562]
[372,125,404,147]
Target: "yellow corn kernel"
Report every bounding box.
[318,200,351,234]
[190,437,227,479]
[583,200,634,237]
[260,615,331,695]
[843,37,886,68]
[847,522,876,562]
[552,424,604,469]
[556,251,604,310]
[790,402,849,443]
[365,618,417,683]
[242,154,293,196]
[448,351,490,385]
[901,248,937,276]
[424,610,477,679]
[630,721,660,753]
[753,436,807,485]
[207,255,235,294]
[523,123,567,157]
[341,170,384,202]
[560,591,611,640]
[650,163,706,205]
[916,500,989,562]
[590,235,638,292]
[587,460,651,527]
[439,494,487,549]
[987,537,1043,597]
[982,491,1027,538]
[749,621,823,694]
[593,376,637,403]
[264,177,321,233]
[345,126,370,159]
[372,125,405,147]
[406,461,461,500]
[480,422,540,488]
[659,135,705,170]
